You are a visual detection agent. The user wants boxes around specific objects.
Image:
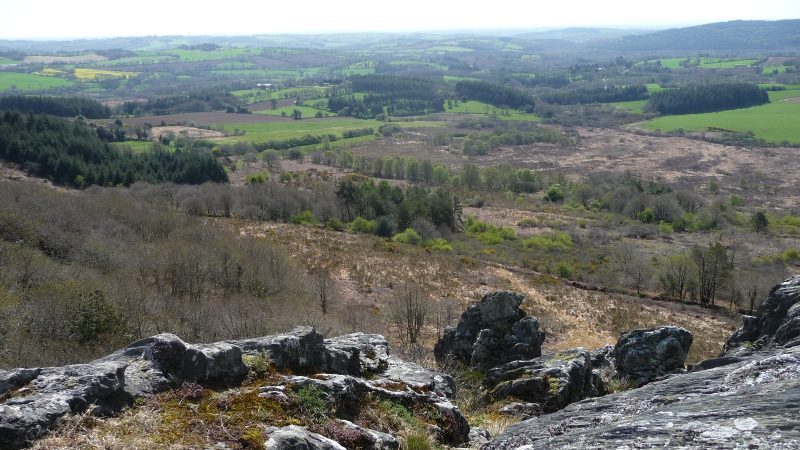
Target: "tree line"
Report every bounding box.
[540,84,648,105]
[0,95,111,119]
[645,83,769,115]
[0,111,227,187]
[454,80,534,110]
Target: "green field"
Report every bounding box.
[169,48,262,62]
[445,100,540,121]
[646,83,663,93]
[699,58,759,68]
[610,99,648,113]
[642,90,800,144]
[253,105,335,118]
[388,60,448,71]
[427,46,473,53]
[443,76,481,83]
[213,118,441,143]
[233,86,328,104]
[0,57,17,65]
[0,72,74,91]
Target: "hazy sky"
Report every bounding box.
[1,0,798,39]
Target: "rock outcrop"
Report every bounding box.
[482,344,800,449]
[483,349,594,413]
[0,328,468,449]
[723,275,800,355]
[613,326,693,386]
[434,291,545,370]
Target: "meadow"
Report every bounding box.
[642,89,800,143]
[0,72,73,91]
[74,68,136,80]
[213,118,441,143]
[253,105,335,118]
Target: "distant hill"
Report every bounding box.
[511,27,650,43]
[598,20,800,51]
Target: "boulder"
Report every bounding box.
[467,427,492,447]
[323,333,390,376]
[482,345,800,450]
[231,326,327,374]
[0,362,130,449]
[613,326,693,386]
[434,291,545,371]
[264,425,346,450]
[328,419,399,450]
[724,275,800,355]
[497,402,543,419]
[483,349,593,413]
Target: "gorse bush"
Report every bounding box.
[392,228,422,246]
[465,216,516,245]
[523,231,573,252]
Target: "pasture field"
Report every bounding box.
[609,99,648,113]
[0,57,17,65]
[642,90,800,143]
[168,47,262,61]
[92,55,173,66]
[213,118,441,143]
[233,86,328,104]
[444,100,540,121]
[0,72,73,91]
[699,58,759,68]
[388,60,448,71]
[23,53,106,64]
[253,105,335,118]
[426,45,473,52]
[74,68,136,80]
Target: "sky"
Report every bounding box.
[0,0,798,39]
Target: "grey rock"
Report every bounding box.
[182,343,248,386]
[323,333,389,376]
[468,427,492,446]
[498,402,543,419]
[264,425,346,450]
[434,291,545,371]
[724,275,800,355]
[333,419,399,450]
[0,368,40,397]
[231,326,327,374]
[588,345,615,396]
[484,349,593,413]
[482,345,800,450]
[0,362,129,449]
[384,355,455,398]
[614,326,693,386]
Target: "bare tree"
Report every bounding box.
[312,270,334,315]
[613,244,652,295]
[390,283,428,345]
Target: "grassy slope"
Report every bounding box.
[0,72,73,91]
[213,118,441,143]
[642,90,800,143]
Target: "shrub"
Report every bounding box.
[404,431,434,450]
[325,218,345,231]
[245,172,269,185]
[349,217,377,234]
[295,385,329,422]
[424,238,453,252]
[557,261,573,279]
[545,184,565,203]
[375,216,394,238]
[290,210,317,225]
[465,216,516,245]
[66,290,126,343]
[392,228,422,246]
[523,231,573,252]
[751,211,769,233]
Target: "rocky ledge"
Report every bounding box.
[485,275,800,449]
[0,328,468,449]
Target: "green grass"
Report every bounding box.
[699,58,759,68]
[0,57,17,65]
[0,72,73,91]
[646,83,663,93]
[232,86,328,104]
[642,94,800,144]
[213,118,441,143]
[169,48,262,62]
[762,65,789,74]
[112,141,156,153]
[609,99,648,113]
[443,76,480,83]
[388,60,448,71]
[445,100,540,121]
[253,105,335,118]
[768,89,800,101]
[426,46,473,52]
